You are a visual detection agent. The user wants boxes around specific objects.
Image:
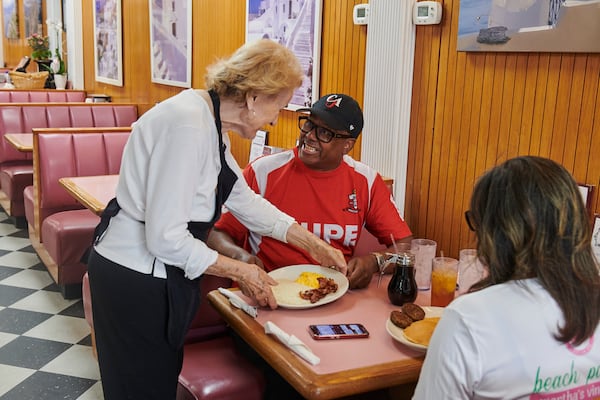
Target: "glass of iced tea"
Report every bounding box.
[431,256,459,307]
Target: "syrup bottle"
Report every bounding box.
[387,252,417,306]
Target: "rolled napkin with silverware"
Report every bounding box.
[218,287,258,318]
[264,321,320,365]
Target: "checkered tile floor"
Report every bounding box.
[0,211,103,399]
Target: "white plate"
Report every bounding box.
[268,264,349,309]
[385,306,445,352]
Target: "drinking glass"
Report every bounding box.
[457,249,487,296]
[410,238,437,290]
[431,256,459,307]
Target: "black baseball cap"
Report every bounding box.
[297,94,364,138]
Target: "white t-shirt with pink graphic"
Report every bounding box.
[413,279,600,400]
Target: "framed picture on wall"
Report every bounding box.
[23,0,43,38]
[93,0,123,86]
[457,0,600,53]
[149,0,192,88]
[3,0,19,39]
[246,0,322,110]
[593,214,600,263]
[578,183,594,213]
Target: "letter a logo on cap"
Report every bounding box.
[325,94,342,109]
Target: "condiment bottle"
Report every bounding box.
[387,252,417,306]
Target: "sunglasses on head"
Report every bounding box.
[465,210,477,231]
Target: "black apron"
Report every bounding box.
[92,89,238,349]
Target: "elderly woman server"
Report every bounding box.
[87,39,347,399]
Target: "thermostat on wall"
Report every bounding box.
[413,1,442,25]
[353,4,369,25]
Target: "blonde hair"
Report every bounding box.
[205,39,304,104]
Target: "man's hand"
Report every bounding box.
[232,252,265,270]
[347,255,378,289]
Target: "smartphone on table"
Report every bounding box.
[308,323,369,340]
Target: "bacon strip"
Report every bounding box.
[299,277,338,303]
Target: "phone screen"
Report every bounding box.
[309,323,369,340]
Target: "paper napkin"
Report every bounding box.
[217,287,258,318]
[264,321,320,365]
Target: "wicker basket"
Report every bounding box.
[9,71,49,89]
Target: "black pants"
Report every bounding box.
[88,250,195,400]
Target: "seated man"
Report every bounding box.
[208,94,412,289]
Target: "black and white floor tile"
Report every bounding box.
[0,211,103,399]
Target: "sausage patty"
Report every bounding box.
[390,310,414,329]
[401,303,426,322]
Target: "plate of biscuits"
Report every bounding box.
[386,303,444,352]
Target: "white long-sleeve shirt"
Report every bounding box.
[95,89,295,279]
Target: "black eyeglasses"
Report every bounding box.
[465,210,476,232]
[298,116,353,143]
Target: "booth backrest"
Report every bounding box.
[32,127,132,239]
[0,89,87,103]
[0,102,138,164]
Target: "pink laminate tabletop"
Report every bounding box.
[58,175,118,215]
[208,274,434,400]
[4,133,33,152]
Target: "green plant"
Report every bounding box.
[45,20,66,75]
[27,33,51,60]
[51,49,66,75]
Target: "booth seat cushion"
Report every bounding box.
[0,90,86,103]
[0,163,33,214]
[24,185,34,228]
[184,275,232,344]
[41,209,99,284]
[177,335,266,400]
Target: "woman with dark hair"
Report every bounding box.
[413,156,600,399]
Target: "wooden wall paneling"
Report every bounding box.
[449,51,471,255]
[465,53,494,254]
[435,1,463,256]
[588,58,600,213]
[507,55,528,158]
[405,24,426,227]
[538,55,562,157]
[528,54,549,155]
[485,55,505,168]
[498,54,517,160]
[563,56,587,173]
[516,55,539,155]
[579,56,600,189]
[461,55,487,250]
[571,56,595,181]
[407,23,437,241]
[322,0,343,92]
[409,0,600,256]
[551,55,575,165]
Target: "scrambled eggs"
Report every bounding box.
[295,272,324,289]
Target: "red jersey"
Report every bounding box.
[214,148,412,271]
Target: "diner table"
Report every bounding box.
[58,174,118,215]
[4,133,33,152]
[207,276,433,400]
[56,172,428,399]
